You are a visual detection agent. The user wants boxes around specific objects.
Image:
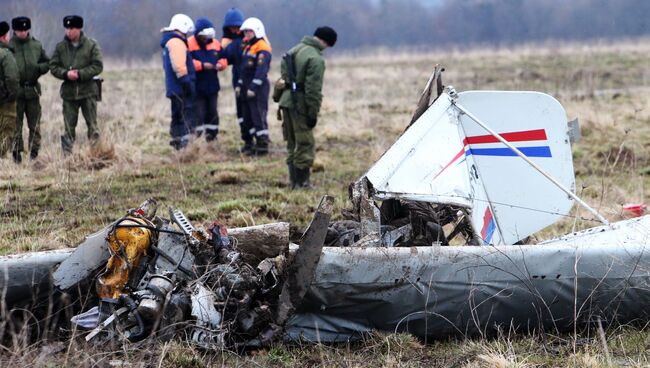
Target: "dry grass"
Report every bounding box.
[2,329,648,367]
[2,40,650,364]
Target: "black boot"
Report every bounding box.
[254,140,269,156]
[288,163,296,189]
[240,141,254,155]
[246,139,269,156]
[294,166,312,189]
[169,138,187,151]
[29,150,38,160]
[12,151,22,164]
[61,135,73,156]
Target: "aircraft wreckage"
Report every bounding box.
[2,68,650,348]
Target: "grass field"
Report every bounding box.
[2,40,650,366]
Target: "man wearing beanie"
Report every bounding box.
[277,26,337,189]
[188,17,225,142]
[49,15,103,155]
[0,21,19,160]
[9,16,49,163]
[218,8,248,151]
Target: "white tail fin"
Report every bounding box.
[365,90,575,244]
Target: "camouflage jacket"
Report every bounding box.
[0,43,19,109]
[279,36,326,120]
[9,35,49,99]
[50,33,103,100]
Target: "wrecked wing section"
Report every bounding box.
[286,222,650,342]
[540,214,650,247]
[458,91,576,244]
[365,93,472,208]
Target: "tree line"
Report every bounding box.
[6,0,650,59]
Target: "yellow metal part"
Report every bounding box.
[97,218,152,299]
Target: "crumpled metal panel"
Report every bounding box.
[285,240,650,342]
[191,283,222,329]
[53,225,111,291]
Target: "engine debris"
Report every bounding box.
[49,198,310,350]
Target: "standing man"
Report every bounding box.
[160,14,196,150]
[219,8,247,152]
[0,21,19,159]
[49,15,103,155]
[10,16,49,163]
[238,17,272,156]
[188,17,225,142]
[278,27,337,188]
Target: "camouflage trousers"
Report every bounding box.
[14,97,42,155]
[0,101,17,158]
[62,97,99,153]
[282,107,315,170]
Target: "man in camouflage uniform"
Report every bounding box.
[0,21,19,159]
[50,15,103,155]
[10,17,49,162]
[278,26,337,188]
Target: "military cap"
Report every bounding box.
[11,17,30,31]
[0,22,9,37]
[63,15,83,29]
[314,26,337,47]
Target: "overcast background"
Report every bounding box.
[5,0,650,59]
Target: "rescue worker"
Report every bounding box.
[238,17,272,156]
[278,27,337,188]
[49,15,103,155]
[10,16,49,163]
[160,14,196,150]
[219,8,247,151]
[0,22,19,159]
[188,17,225,142]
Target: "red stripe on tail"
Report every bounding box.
[463,129,547,145]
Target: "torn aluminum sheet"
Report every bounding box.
[286,216,650,342]
[277,196,333,325]
[71,306,100,329]
[190,283,225,348]
[191,284,221,328]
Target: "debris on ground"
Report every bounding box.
[27,196,333,350]
[2,68,650,350]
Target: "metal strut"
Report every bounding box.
[449,96,611,227]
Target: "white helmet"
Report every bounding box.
[240,17,265,39]
[197,27,216,39]
[163,14,195,35]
